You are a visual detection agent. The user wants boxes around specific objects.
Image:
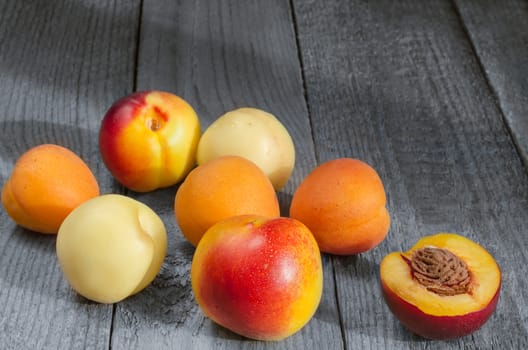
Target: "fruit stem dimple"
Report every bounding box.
[146,106,167,131]
[410,247,472,296]
[147,118,160,131]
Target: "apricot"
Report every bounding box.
[289,158,390,255]
[379,233,501,339]
[191,215,323,340]
[1,144,100,234]
[174,156,280,246]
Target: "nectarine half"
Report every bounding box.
[380,233,501,339]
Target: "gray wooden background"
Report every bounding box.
[1,0,527,349]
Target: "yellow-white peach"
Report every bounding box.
[99,91,201,192]
[196,107,295,190]
[56,194,167,303]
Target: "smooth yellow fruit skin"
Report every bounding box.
[197,107,295,190]
[56,194,167,303]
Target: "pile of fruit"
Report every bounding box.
[1,91,501,341]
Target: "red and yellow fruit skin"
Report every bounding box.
[381,280,500,340]
[99,91,201,192]
[191,215,323,341]
[380,233,501,340]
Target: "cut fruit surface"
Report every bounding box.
[380,233,501,339]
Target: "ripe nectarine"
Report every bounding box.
[191,215,323,340]
[99,91,201,192]
[380,233,501,339]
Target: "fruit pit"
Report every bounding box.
[410,246,472,296]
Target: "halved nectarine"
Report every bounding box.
[380,233,500,340]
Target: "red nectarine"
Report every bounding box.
[99,91,201,192]
[191,215,323,341]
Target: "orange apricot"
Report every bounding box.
[289,158,390,255]
[1,144,100,234]
[174,156,280,246]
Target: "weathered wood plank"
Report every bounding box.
[453,0,528,170]
[293,0,528,348]
[2,0,527,349]
[110,0,343,349]
[0,0,140,348]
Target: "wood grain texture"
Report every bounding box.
[0,0,139,348]
[293,0,528,348]
[1,0,528,348]
[110,0,343,349]
[453,0,528,170]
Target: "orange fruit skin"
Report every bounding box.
[289,158,390,255]
[1,144,100,234]
[174,156,280,246]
